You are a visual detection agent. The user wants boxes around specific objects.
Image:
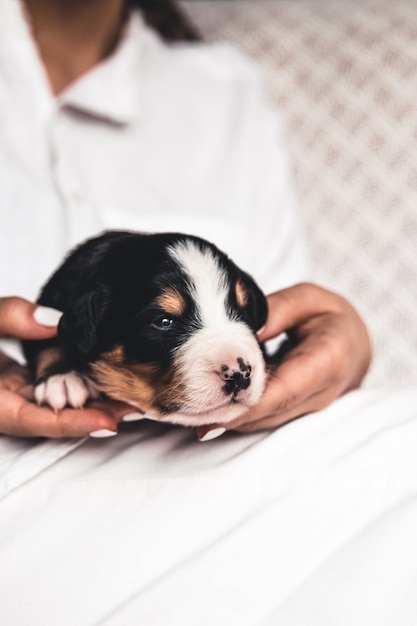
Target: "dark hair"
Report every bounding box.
[127,0,201,42]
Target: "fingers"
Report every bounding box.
[0,297,143,438]
[197,283,372,440]
[196,332,337,440]
[0,345,143,438]
[0,390,127,438]
[228,342,345,433]
[257,283,350,343]
[0,296,62,340]
[258,284,371,393]
[0,391,144,438]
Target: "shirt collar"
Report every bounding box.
[58,13,151,125]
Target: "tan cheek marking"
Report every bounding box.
[236,280,249,308]
[155,288,186,317]
[90,345,187,414]
[91,347,156,410]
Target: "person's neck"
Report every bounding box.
[24,0,127,95]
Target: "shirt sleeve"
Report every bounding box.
[215,45,309,295]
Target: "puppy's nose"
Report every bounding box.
[220,358,252,396]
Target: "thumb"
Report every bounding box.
[257,283,342,342]
[0,297,62,340]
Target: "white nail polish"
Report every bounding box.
[122,412,145,422]
[89,429,117,438]
[199,427,226,442]
[34,306,63,327]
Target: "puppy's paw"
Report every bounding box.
[35,372,98,411]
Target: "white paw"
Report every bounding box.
[35,372,98,411]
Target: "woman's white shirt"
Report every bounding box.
[0,0,307,498]
[0,0,306,302]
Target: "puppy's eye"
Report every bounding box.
[152,316,175,331]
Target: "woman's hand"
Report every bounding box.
[0,297,131,438]
[197,283,372,440]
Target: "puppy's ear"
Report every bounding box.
[235,271,268,332]
[58,288,109,362]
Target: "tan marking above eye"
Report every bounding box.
[155,288,186,317]
[235,280,248,308]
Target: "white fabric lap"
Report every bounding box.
[1,389,417,624]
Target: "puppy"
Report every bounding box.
[23,231,268,427]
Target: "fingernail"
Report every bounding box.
[89,429,117,438]
[199,427,226,442]
[122,412,145,422]
[256,325,266,336]
[34,306,63,327]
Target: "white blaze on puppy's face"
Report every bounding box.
[166,240,266,426]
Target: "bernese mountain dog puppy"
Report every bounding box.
[23,231,268,427]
